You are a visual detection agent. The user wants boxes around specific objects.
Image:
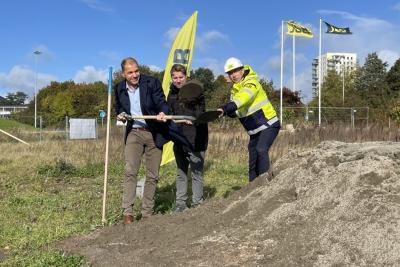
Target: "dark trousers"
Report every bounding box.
[248,123,280,181]
[173,145,205,208]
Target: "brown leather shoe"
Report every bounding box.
[123,215,134,225]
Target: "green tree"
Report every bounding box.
[386,57,400,95]
[259,79,274,95]
[207,75,230,109]
[191,68,215,100]
[1,91,28,105]
[50,91,75,119]
[71,82,107,117]
[321,70,343,107]
[354,52,389,108]
[268,87,302,107]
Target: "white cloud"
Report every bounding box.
[148,65,162,72]
[164,28,229,53]
[73,66,108,83]
[79,0,114,13]
[99,50,120,62]
[266,51,307,73]
[164,27,180,47]
[288,68,313,101]
[378,50,399,67]
[196,30,229,52]
[318,10,400,65]
[393,3,400,11]
[0,65,56,97]
[194,58,225,76]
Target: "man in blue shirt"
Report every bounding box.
[115,57,176,224]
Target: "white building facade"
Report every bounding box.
[312,52,357,93]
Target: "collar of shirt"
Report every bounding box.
[126,82,138,92]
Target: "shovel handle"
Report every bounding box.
[125,115,195,121]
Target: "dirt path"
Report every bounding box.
[60,141,400,266]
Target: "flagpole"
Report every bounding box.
[292,35,295,92]
[318,17,322,126]
[280,20,284,124]
[102,66,113,224]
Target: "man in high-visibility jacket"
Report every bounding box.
[218,57,280,182]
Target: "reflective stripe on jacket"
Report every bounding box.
[230,65,278,135]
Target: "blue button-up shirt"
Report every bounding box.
[127,82,147,128]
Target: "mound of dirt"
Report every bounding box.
[60,141,400,266]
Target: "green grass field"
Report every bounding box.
[0,119,35,131]
[0,131,248,266]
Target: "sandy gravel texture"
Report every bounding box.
[60,141,400,267]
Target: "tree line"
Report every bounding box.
[8,51,400,126]
[0,91,28,106]
[11,65,300,126]
[309,52,400,121]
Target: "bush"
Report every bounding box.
[37,159,76,177]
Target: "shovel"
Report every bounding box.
[193,110,223,124]
[121,110,222,124]
[124,114,195,121]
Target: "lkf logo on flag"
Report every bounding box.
[287,21,313,38]
[324,21,352,34]
[173,49,191,64]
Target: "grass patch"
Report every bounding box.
[0,137,247,265]
[0,118,34,131]
[3,250,85,267]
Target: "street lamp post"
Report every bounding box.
[34,50,42,128]
[342,64,345,106]
[341,56,345,106]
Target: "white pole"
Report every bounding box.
[0,129,30,145]
[34,54,37,128]
[292,35,295,92]
[318,18,322,126]
[33,50,42,128]
[102,66,113,224]
[280,20,284,124]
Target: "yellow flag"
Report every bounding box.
[160,11,198,166]
[287,21,313,38]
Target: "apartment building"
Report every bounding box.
[312,52,357,93]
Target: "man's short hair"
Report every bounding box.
[121,57,139,71]
[170,64,187,76]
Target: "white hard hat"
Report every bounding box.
[224,57,243,73]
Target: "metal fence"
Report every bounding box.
[1,115,116,143]
[281,106,370,127]
[2,106,393,144]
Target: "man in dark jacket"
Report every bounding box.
[167,64,208,212]
[115,57,188,224]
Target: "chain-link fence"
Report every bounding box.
[280,106,370,127]
[1,115,121,143]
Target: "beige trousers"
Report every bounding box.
[122,129,162,216]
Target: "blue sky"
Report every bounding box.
[1,0,400,101]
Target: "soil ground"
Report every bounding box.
[60,141,400,266]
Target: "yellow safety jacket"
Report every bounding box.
[230,65,278,135]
